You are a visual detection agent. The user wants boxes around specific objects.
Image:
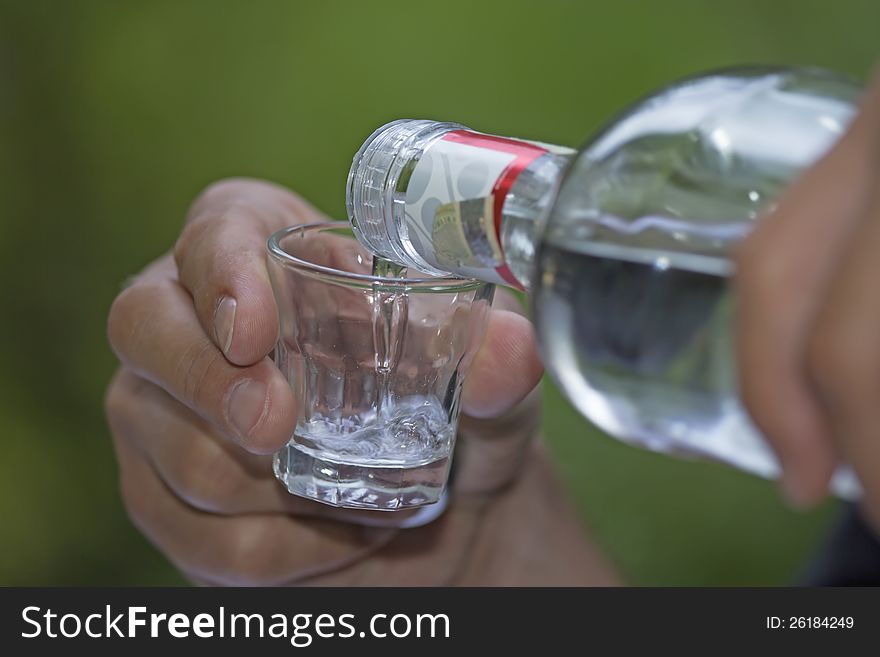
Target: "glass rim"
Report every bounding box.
[267,222,485,291]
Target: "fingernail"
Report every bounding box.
[227,379,267,438]
[214,296,237,356]
[780,474,813,510]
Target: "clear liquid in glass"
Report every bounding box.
[274,256,456,510]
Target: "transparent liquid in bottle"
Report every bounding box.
[534,68,861,496]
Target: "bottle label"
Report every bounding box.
[403,130,551,287]
[432,196,502,270]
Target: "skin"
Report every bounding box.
[735,67,880,530]
[105,178,619,586]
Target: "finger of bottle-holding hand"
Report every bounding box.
[806,183,880,524]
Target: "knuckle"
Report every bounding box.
[173,218,207,271]
[174,204,257,282]
[185,177,316,242]
[107,281,170,358]
[184,177,262,231]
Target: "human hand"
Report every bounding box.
[105,178,616,585]
[735,68,880,529]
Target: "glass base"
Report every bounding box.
[273,441,451,510]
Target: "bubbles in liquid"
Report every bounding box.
[293,395,452,466]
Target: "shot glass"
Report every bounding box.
[267,223,495,510]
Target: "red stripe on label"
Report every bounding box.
[444,130,546,289]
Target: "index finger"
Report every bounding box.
[175,178,329,366]
[734,76,880,505]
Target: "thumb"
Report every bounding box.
[461,294,544,419]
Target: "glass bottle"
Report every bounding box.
[345,67,861,497]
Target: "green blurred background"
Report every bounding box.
[1,0,878,586]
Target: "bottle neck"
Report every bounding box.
[496,150,571,289]
[346,120,574,289]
